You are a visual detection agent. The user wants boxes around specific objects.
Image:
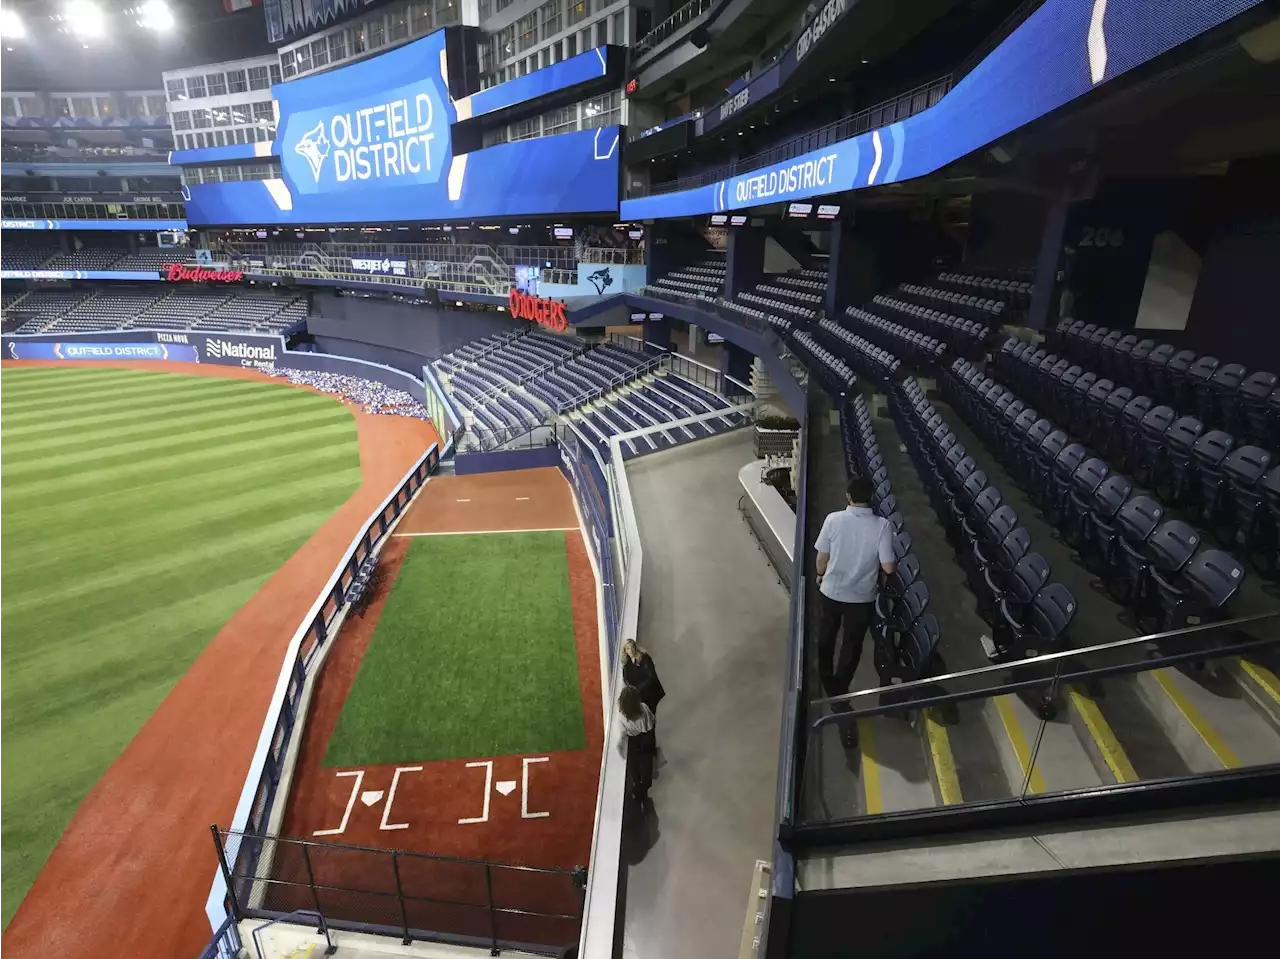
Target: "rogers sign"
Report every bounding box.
[508,289,568,333]
[164,263,244,283]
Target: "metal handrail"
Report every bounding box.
[632,0,715,57]
[809,611,1280,722]
[251,909,335,959]
[633,76,952,198]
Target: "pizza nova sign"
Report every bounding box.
[507,289,569,333]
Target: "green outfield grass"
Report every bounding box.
[0,365,362,928]
[324,531,587,767]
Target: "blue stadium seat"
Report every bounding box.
[1191,430,1235,530]
[1135,405,1176,487]
[1187,355,1221,423]
[1045,442,1088,527]
[1085,473,1134,574]
[995,581,1077,660]
[1161,416,1205,507]
[1222,445,1273,561]
[1112,495,1166,607]
[1064,457,1109,551]
[1238,370,1277,446]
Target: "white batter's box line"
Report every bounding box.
[393,527,578,537]
[380,765,423,831]
[458,760,494,824]
[522,756,550,819]
[313,769,365,836]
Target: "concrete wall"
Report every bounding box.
[308,292,521,359]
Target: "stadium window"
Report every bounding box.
[566,32,576,56]
[496,0,513,10]
[542,0,562,37]
[96,96,115,116]
[410,0,432,35]
[248,65,271,90]
[368,17,386,49]
[579,27,590,52]
[328,31,346,63]
[212,107,231,127]
[497,23,515,59]
[567,0,587,26]
[1,98,15,118]
[479,0,491,19]
[187,75,207,99]
[348,24,367,54]
[165,78,186,101]
[269,64,282,85]
[147,94,167,115]
[517,12,538,53]
[556,39,564,61]
[612,10,624,43]
[390,9,409,40]
[191,107,212,128]
[69,96,93,117]
[311,38,329,68]
[295,45,312,74]
[280,52,296,78]
[595,19,607,47]
[227,69,247,93]
[171,110,192,131]
[124,95,145,116]
[205,73,227,97]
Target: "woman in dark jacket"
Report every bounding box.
[622,639,665,714]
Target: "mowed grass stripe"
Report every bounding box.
[1,367,362,929]
[3,404,352,477]
[1,396,340,461]
[1,373,266,412]
[3,427,356,504]
[14,468,362,581]
[1,382,308,434]
[324,531,587,767]
[2,444,360,539]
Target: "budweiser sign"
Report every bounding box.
[164,263,244,283]
[508,288,568,333]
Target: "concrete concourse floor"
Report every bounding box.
[621,430,790,959]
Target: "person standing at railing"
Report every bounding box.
[622,639,665,714]
[618,685,657,802]
[814,476,897,746]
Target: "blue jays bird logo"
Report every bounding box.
[588,267,613,295]
[295,121,331,182]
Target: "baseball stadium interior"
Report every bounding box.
[2,0,1280,957]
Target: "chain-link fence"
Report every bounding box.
[216,828,585,955]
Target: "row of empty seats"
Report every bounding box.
[1049,319,1278,449]
[1,245,194,273]
[897,282,1007,325]
[943,358,1248,634]
[736,290,818,322]
[866,294,991,360]
[993,340,1278,574]
[572,373,746,459]
[12,287,310,334]
[755,282,823,307]
[935,269,1034,310]
[2,245,59,271]
[842,312,946,374]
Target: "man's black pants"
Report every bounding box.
[818,595,875,698]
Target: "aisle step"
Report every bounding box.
[1229,658,1280,735]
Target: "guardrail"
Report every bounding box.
[206,441,441,932]
[580,247,645,265]
[633,76,952,198]
[632,0,715,57]
[217,829,585,956]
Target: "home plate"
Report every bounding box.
[360,790,385,807]
[495,780,517,796]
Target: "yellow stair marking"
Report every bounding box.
[1153,669,1241,768]
[1239,659,1280,707]
[288,946,316,959]
[858,718,884,815]
[923,708,963,804]
[1067,684,1139,783]
[994,695,1047,794]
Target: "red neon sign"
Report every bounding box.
[508,288,568,333]
[164,263,244,283]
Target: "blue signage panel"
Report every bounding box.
[1,270,162,281]
[622,0,1263,220]
[184,125,620,224]
[701,67,781,135]
[0,219,188,231]
[462,47,610,119]
[7,341,198,362]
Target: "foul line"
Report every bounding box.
[393,526,579,537]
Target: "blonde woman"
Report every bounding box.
[622,639,665,714]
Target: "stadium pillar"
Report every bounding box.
[725,225,766,300]
[721,341,751,388]
[1029,197,1070,331]
[644,315,672,351]
[824,217,880,318]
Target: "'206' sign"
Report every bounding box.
[508,289,568,333]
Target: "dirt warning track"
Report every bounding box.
[396,466,580,534]
[0,359,441,959]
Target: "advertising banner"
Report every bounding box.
[181,31,619,226]
[6,341,198,362]
[350,257,409,277]
[0,270,162,281]
[622,0,1264,220]
[0,219,188,231]
[4,331,286,368]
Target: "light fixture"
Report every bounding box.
[0,8,24,39]
[828,77,835,82]
[861,58,868,64]
[138,0,175,32]
[66,0,106,39]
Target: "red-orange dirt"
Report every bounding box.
[0,359,441,959]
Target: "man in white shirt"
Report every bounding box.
[815,476,897,701]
